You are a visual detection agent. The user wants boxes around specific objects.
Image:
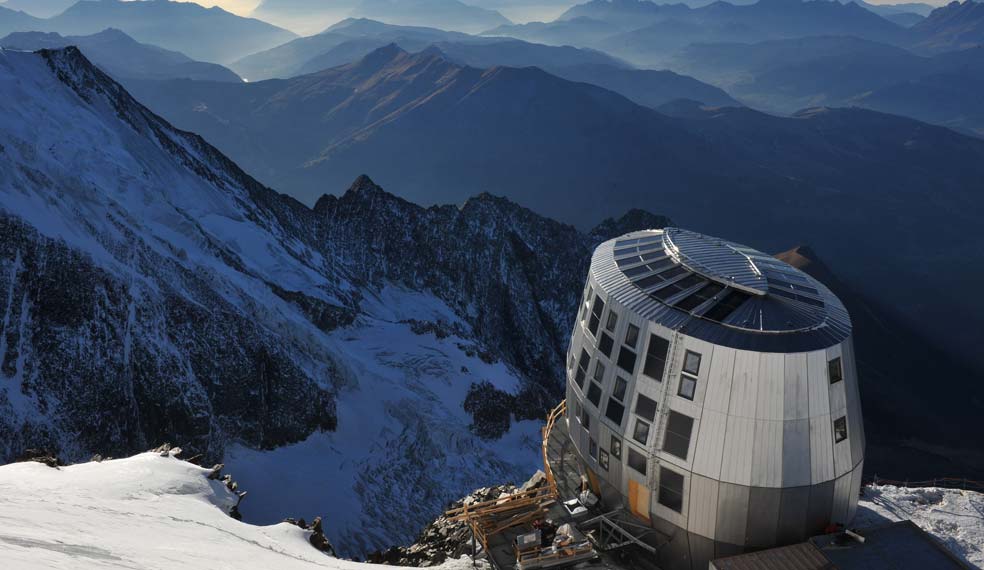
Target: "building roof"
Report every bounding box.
[594,228,851,352]
[710,542,833,570]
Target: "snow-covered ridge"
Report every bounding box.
[0,452,480,570]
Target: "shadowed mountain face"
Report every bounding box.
[0,28,242,82]
[6,0,298,64]
[910,0,984,53]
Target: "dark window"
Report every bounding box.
[683,351,701,376]
[581,407,591,430]
[587,382,602,407]
[625,324,640,348]
[588,297,605,336]
[675,282,725,312]
[663,411,694,460]
[635,394,658,422]
[678,375,697,400]
[599,449,610,471]
[610,436,622,459]
[828,357,843,384]
[702,289,750,322]
[613,377,628,401]
[593,361,606,383]
[628,448,647,475]
[599,333,614,358]
[575,400,583,422]
[605,398,625,425]
[658,467,684,513]
[606,311,618,332]
[589,438,598,461]
[616,347,637,375]
[834,416,848,443]
[575,348,590,389]
[643,334,670,381]
[633,419,651,445]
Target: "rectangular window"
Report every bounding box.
[616,347,637,375]
[658,467,685,513]
[643,334,670,381]
[588,297,605,336]
[589,438,598,461]
[593,361,606,383]
[828,357,843,384]
[581,407,591,430]
[599,333,614,358]
[610,436,622,459]
[633,419,651,445]
[606,311,618,332]
[635,394,658,422]
[575,348,590,388]
[628,447,647,475]
[678,375,697,400]
[587,382,602,407]
[834,416,848,443]
[662,411,694,460]
[599,449,610,471]
[575,400,583,423]
[683,350,702,376]
[605,398,625,426]
[613,377,628,401]
[625,324,640,348]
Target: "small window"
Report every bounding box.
[643,334,670,381]
[658,467,685,513]
[678,375,697,400]
[633,419,651,445]
[605,398,625,425]
[628,447,647,475]
[662,411,694,460]
[581,407,591,430]
[593,361,606,383]
[612,377,628,401]
[828,357,843,384]
[575,400,583,422]
[683,351,701,376]
[589,438,599,461]
[587,382,602,407]
[634,394,658,422]
[599,333,614,358]
[610,436,622,458]
[575,349,591,388]
[606,311,618,332]
[616,347,637,375]
[624,324,640,348]
[834,416,848,443]
[599,449,610,471]
[588,297,605,336]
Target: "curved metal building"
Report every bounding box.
[565,228,865,570]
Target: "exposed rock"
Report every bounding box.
[285,516,338,557]
[14,448,63,469]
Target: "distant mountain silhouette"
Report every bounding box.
[0,28,242,82]
[30,0,297,64]
[0,5,43,37]
[0,0,73,19]
[547,62,738,107]
[350,0,512,33]
[251,0,360,36]
[909,0,984,53]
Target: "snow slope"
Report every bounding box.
[857,484,984,568]
[0,452,481,570]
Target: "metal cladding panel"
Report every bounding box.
[830,470,853,525]
[776,486,811,544]
[781,418,812,487]
[704,346,736,414]
[687,473,720,539]
[692,409,729,480]
[809,414,835,484]
[751,420,783,487]
[806,480,835,536]
[729,350,760,419]
[783,353,810,420]
[746,486,782,547]
[806,351,830,418]
[843,340,865,467]
[681,336,716,407]
[847,460,864,522]
[690,533,716,570]
[756,353,785,421]
[715,481,750,545]
[721,416,755,486]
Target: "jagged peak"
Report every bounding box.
[588,209,673,243]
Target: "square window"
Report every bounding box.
[635,394,658,422]
[606,311,618,332]
[633,419,651,445]
[616,347,637,375]
[678,375,697,400]
[605,398,625,426]
[625,324,640,348]
[683,351,702,376]
[610,436,622,458]
[628,447,647,475]
[658,467,684,513]
[613,377,628,401]
[643,334,670,381]
[593,361,606,382]
[834,416,848,443]
[663,411,694,460]
[828,357,843,384]
[589,438,598,461]
[599,333,614,358]
[587,382,602,407]
[599,449,610,471]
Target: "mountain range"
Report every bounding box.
[0,28,242,82]
[0,0,74,19]
[909,0,984,52]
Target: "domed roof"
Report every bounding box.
[595,228,851,352]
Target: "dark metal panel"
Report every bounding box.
[806,480,835,536]
[777,486,811,545]
[745,486,781,548]
[715,482,750,545]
